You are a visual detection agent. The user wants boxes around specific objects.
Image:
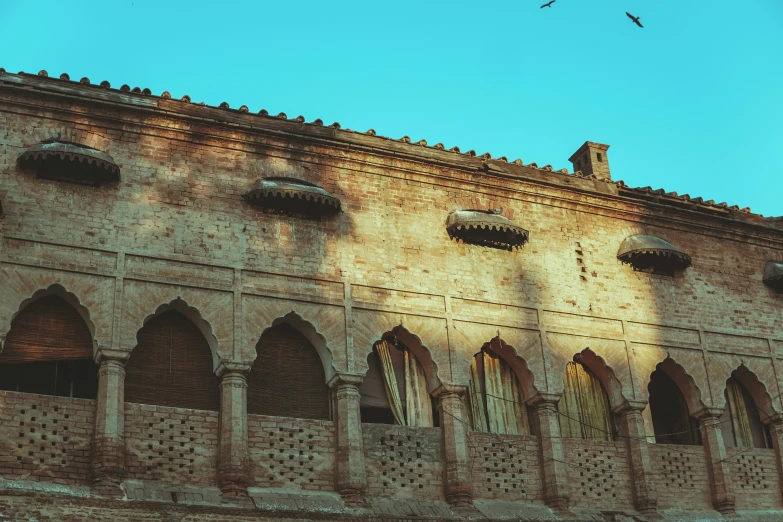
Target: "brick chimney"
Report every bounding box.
[568,141,611,180]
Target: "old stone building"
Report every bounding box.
[0,68,782,521]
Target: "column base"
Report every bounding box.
[445,484,473,508]
[714,496,736,515]
[544,495,569,510]
[218,470,252,496]
[338,487,367,506]
[91,476,124,498]
[634,498,658,515]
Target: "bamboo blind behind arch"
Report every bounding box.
[124,310,220,412]
[247,323,330,420]
[1,295,94,363]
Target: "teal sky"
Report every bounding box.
[1,0,781,217]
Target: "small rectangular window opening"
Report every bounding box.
[597,153,603,163]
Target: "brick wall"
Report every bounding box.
[563,439,633,510]
[0,391,94,485]
[468,432,541,502]
[124,403,219,486]
[727,447,782,510]
[363,424,443,500]
[248,414,336,491]
[650,444,712,509]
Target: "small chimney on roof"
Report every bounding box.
[569,141,611,180]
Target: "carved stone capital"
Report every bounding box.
[431,383,467,401]
[692,407,724,424]
[612,399,648,417]
[94,347,130,365]
[527,393,562,413]
[215,360,252,377]
[327,373,364,389]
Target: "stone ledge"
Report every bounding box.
[368,498,457,519]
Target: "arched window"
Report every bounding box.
[463,346,531,435]
[559,361,615,441]
[720,375,772,449]
[248,323,330,420]
[359,337,437,427]
[124,310,220,411]
[0,295,97,398]
[648,368,700,445]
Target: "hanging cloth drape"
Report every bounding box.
[405,350,434,427]
[376,340,405,425]
[466,356,489,432]
[559,362,613,441]
[726,377,754,448]
[483,352,530,435]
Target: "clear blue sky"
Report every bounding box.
[2,0,781,217]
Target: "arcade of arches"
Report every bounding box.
[0,292,782,517]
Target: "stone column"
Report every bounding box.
[91,349,127,495]
[216,362,252,495]
[766,415,783,501]
[695,408,735,514]
[433,384,473,507]
[529,393,569,509]
[328,373,367,504]
[614,401,657,514]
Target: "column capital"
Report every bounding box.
[766,413,783,427]
[527,392,562,409]
[327,373,364,389]
[612,400,648,416]
[692,407,724,422]
[215,360,252,377]
[431,383,467,399]
[94,347,129,365]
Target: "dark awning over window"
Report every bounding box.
[617,234,691,274]
[18,141,120,185]
[446,210,529,250]
[243,177,341,218]
[763,261,783,292]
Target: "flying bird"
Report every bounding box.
[540,0,555,8]
[626,12,643,28]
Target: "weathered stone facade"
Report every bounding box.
[0,69,782,521]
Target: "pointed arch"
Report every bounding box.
[648,358,704,445]
[135,298,221,371]
[248,313,332,420]
[653,357,707,416]
[730,365,776,421]
[375,325,442,393]
[358,325,441,427]
[125,305,220,411]
[1,283,98,355]
[249,312,336,383]
[481,336,539,402]
[574,347,626,409]
[0,285,98,399]
[718,365,775,449]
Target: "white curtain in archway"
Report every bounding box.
[559,361,613,441]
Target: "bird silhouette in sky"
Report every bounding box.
[540,0,555,8]
[626,12,643,28]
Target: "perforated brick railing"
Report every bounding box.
[650,444,711,509]
[468,432,540,501]
[728,447,782,510]
[564,439,633,510]
[248,414,336,491]
[0,390,94,484]
[124,402,219,486]
[363,424,443,499]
